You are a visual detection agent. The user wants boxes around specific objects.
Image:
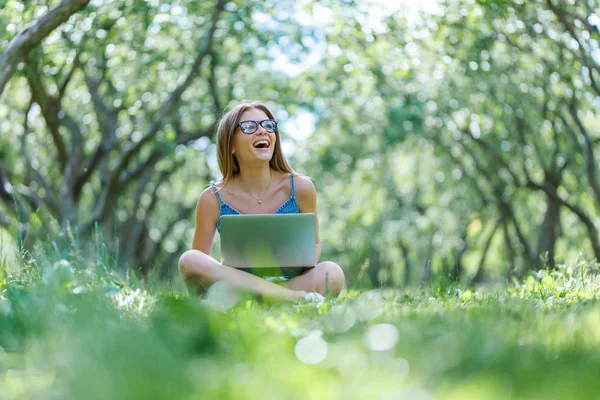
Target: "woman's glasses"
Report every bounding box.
[237,119,278,134]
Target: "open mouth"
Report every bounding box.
[253,140,270,149]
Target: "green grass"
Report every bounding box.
[1,241,600,399]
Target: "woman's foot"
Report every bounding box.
[303,292,326,303]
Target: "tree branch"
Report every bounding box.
[453,139,541,269]
[24,59,69,170]
[567,102,600,205]
[0,0,90,95]
[471,218,501,284]
[546,0,600,97]
[147,203,195,266]
[89,0,226,226]
[208,50,221,113]
[462,130,523,186]
[73,130,120,201]
[120,125,211,194]
[0,163,33,241]
[71,68,121,201]
[525,178,600,261]
[58,50,81,98]
[20,101,62,215]
[25,54,85,223]
[59,114,84,224]
[120,161,187,266]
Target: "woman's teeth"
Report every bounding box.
[253,140,269,148]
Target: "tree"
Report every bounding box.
[0,0,310,275]
[292,0,600,285]
[0,0,90,95]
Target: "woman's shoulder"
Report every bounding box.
[292,173,316,198]
[197,184,221,211]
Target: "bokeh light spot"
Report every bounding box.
[295,336,328,365]
[364,323,399,351]
[393,358,410,380]
[324,305,357,333]
[205,281,239,311]
[353,290,384,321]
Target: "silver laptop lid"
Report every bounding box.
[220,213,316,270]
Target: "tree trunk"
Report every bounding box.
[471,219,501,285]
[367,244,383,288]
[0,0,90,95]
[537,193,561,269]
[503,219,517,280]
[450,226,468,282]
[420,232,435,282]
[399,241,411,286]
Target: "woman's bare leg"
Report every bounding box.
[178,250,306,302]
[284,261,345,297]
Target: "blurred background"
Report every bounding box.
[1,0,599,288]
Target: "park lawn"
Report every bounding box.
[1,257,600,400]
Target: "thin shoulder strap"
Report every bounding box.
[289,173,295,198]
[210,181,223,204]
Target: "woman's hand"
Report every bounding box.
[292,290,308,301]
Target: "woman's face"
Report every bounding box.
[232,107,277,165]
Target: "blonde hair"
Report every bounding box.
[215,101,295,187]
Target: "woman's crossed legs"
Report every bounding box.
[178,250,345,302]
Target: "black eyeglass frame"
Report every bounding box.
[236,119,278,134]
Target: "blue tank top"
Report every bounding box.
[210,173,300,232]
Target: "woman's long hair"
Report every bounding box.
[215,101,295,187]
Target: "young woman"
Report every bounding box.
[178,101,345,302]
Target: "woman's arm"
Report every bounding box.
[192,187,219,255]
[295,175,321,264]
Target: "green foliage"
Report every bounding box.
[1,0,600,286]
[289,0,600,286]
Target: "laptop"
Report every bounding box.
[220,213,316,278]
